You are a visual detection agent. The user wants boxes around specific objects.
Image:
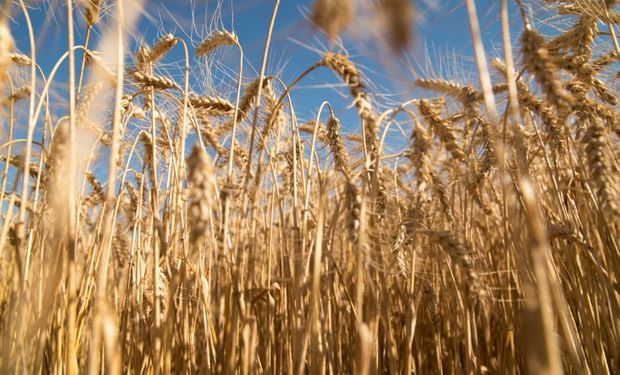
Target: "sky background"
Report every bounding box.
[8,0,526,117]
[4,0,558,166]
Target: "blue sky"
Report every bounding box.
[6,0,526,159]
[14,1,515,69]
[9,0,521,105]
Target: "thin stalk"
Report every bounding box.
[222,39,243,259]
[302,101,331,218]
[501,0,522,128]
[0,85,17,218]
[464,0,499,126]
[76,26,93,97]
[88,0,132,373]
[242,0,280,188]
[500,0,520,328]
[607,23,620,53]
[175,39,190,258]
[65,2,79,374]
[15,0,37,282]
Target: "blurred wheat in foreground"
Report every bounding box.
[0,0,619,373]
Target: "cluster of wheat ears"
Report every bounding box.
[0,0,618,373]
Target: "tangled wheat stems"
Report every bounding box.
[1,0,619,373]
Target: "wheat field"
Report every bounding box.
[0,0,619,373]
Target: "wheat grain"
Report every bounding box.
[147,34,177,64]
[8,86,31,101]
[132,71,177,90]
[195,30,238,57]
[326,114,351,180]
[81,0,102,27]
[520,27,574,109]
[186,144,215,243]
[583,121,619,219]
[379,0,413,52]
[9,52,31,66]
[408,120,432,191]
[311,0,352,41]
[188,94,234,114]
[418,99,466,161]
[322,52,379,165]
